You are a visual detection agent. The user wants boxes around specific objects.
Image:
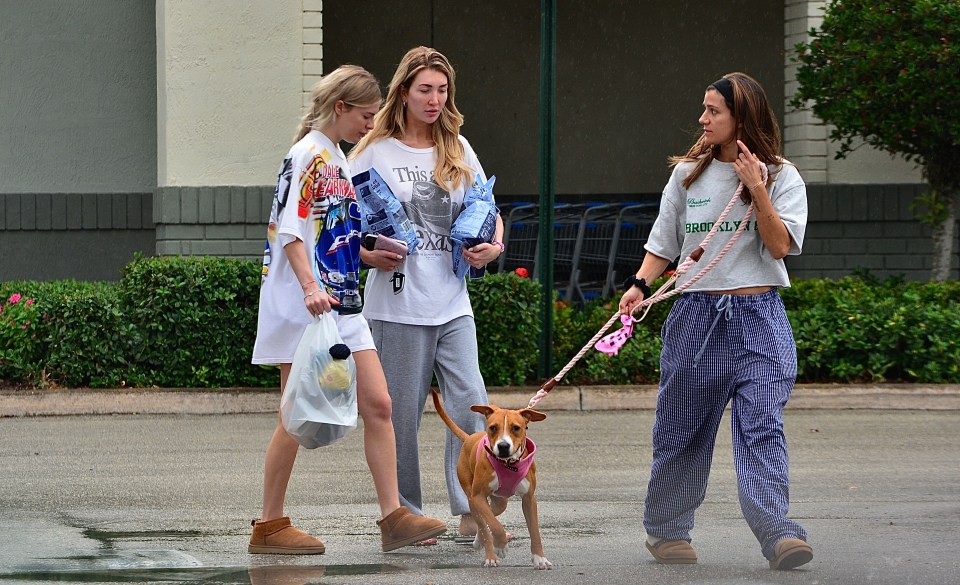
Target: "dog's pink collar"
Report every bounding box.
[478,435,537,498]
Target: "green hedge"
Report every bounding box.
[1,259,959,388]
[782,276,960,383]
[1,258,276,388]
[468,273,541,386]
[116,256,274,388]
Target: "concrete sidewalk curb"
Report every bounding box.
[1,384,959,417]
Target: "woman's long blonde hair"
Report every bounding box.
[351,46,473,192]
[670,72,784,202]
[294,65,382,144]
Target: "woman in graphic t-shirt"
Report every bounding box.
[350,46,504,541]
[250,64,446,555]
[618,72,812,570]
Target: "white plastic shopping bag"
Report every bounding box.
[280,314,358,449]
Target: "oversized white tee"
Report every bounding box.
[645,159,807,291]
[252,131,358,364]
[351,136,487,326]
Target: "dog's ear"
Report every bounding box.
[471,404,496,416]
[520,408,547,423]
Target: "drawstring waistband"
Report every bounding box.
[693,294,733,368]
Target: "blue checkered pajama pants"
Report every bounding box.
[643,289,807,560]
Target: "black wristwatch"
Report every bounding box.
[623,275,652,300]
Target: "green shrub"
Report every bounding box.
[783,276,960,383]
[116,255,275,388]
[469,273,541,386]
[0,280,110,386]
[45,282,144,388]
[899,302,960,383]
[0,291,43,383]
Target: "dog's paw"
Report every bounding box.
[495,544,508,559]
[482,558,501,568]
[532,554,553,570]
[471,535,482,550]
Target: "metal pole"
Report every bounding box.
[537,0,556,379]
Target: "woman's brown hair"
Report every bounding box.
[670,72,784,202]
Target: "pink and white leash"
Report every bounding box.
[527,167,765,408]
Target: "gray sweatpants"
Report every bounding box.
[369,315,489,517]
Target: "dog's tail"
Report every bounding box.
[431,389,469,441]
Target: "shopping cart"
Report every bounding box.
[498,202,539,275]
[607,202,660,295]
[564,203,620,304]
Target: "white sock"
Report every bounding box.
[646,534,662,546]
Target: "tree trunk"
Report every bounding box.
[926,157,960,281]
[929,193,957,281]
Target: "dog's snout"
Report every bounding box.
[496,441,512,457]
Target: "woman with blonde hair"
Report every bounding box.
[351,46,504,540]
[619,72,812,570]
[250,64,446,554]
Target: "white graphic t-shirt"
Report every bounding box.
[645,159,807,291]
[252,131,359,364]
[351,136,487,326]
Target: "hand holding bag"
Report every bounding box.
[451,174,498,279]
[280,314,358,449]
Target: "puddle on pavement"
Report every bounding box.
[82,528,208,542]
[1,520,422,583]
[0,563,403,583]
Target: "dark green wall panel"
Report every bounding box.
[323,0,782,198]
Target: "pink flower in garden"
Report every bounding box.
[25,299,34,306]
[8,293,21,304]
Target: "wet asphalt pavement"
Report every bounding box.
[0,390,959,585]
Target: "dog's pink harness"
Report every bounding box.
[478,435,537,498]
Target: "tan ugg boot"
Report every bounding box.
[377,506,447,552]
[248,517,326,554]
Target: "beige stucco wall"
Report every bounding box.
[826,141,922,184]
[156,0,302,187]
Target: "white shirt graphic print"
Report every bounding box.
[351,136,488,326]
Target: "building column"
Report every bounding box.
[154,0,305,259]
[303,0,324,107]
[783,0,828,184]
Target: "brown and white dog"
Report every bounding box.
[431,389,551,569]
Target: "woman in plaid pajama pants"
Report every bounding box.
[618,72,812,571]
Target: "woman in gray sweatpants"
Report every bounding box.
[351,46,505,538]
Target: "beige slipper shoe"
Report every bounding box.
[769,538,813,570]
[645,539,698,564]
